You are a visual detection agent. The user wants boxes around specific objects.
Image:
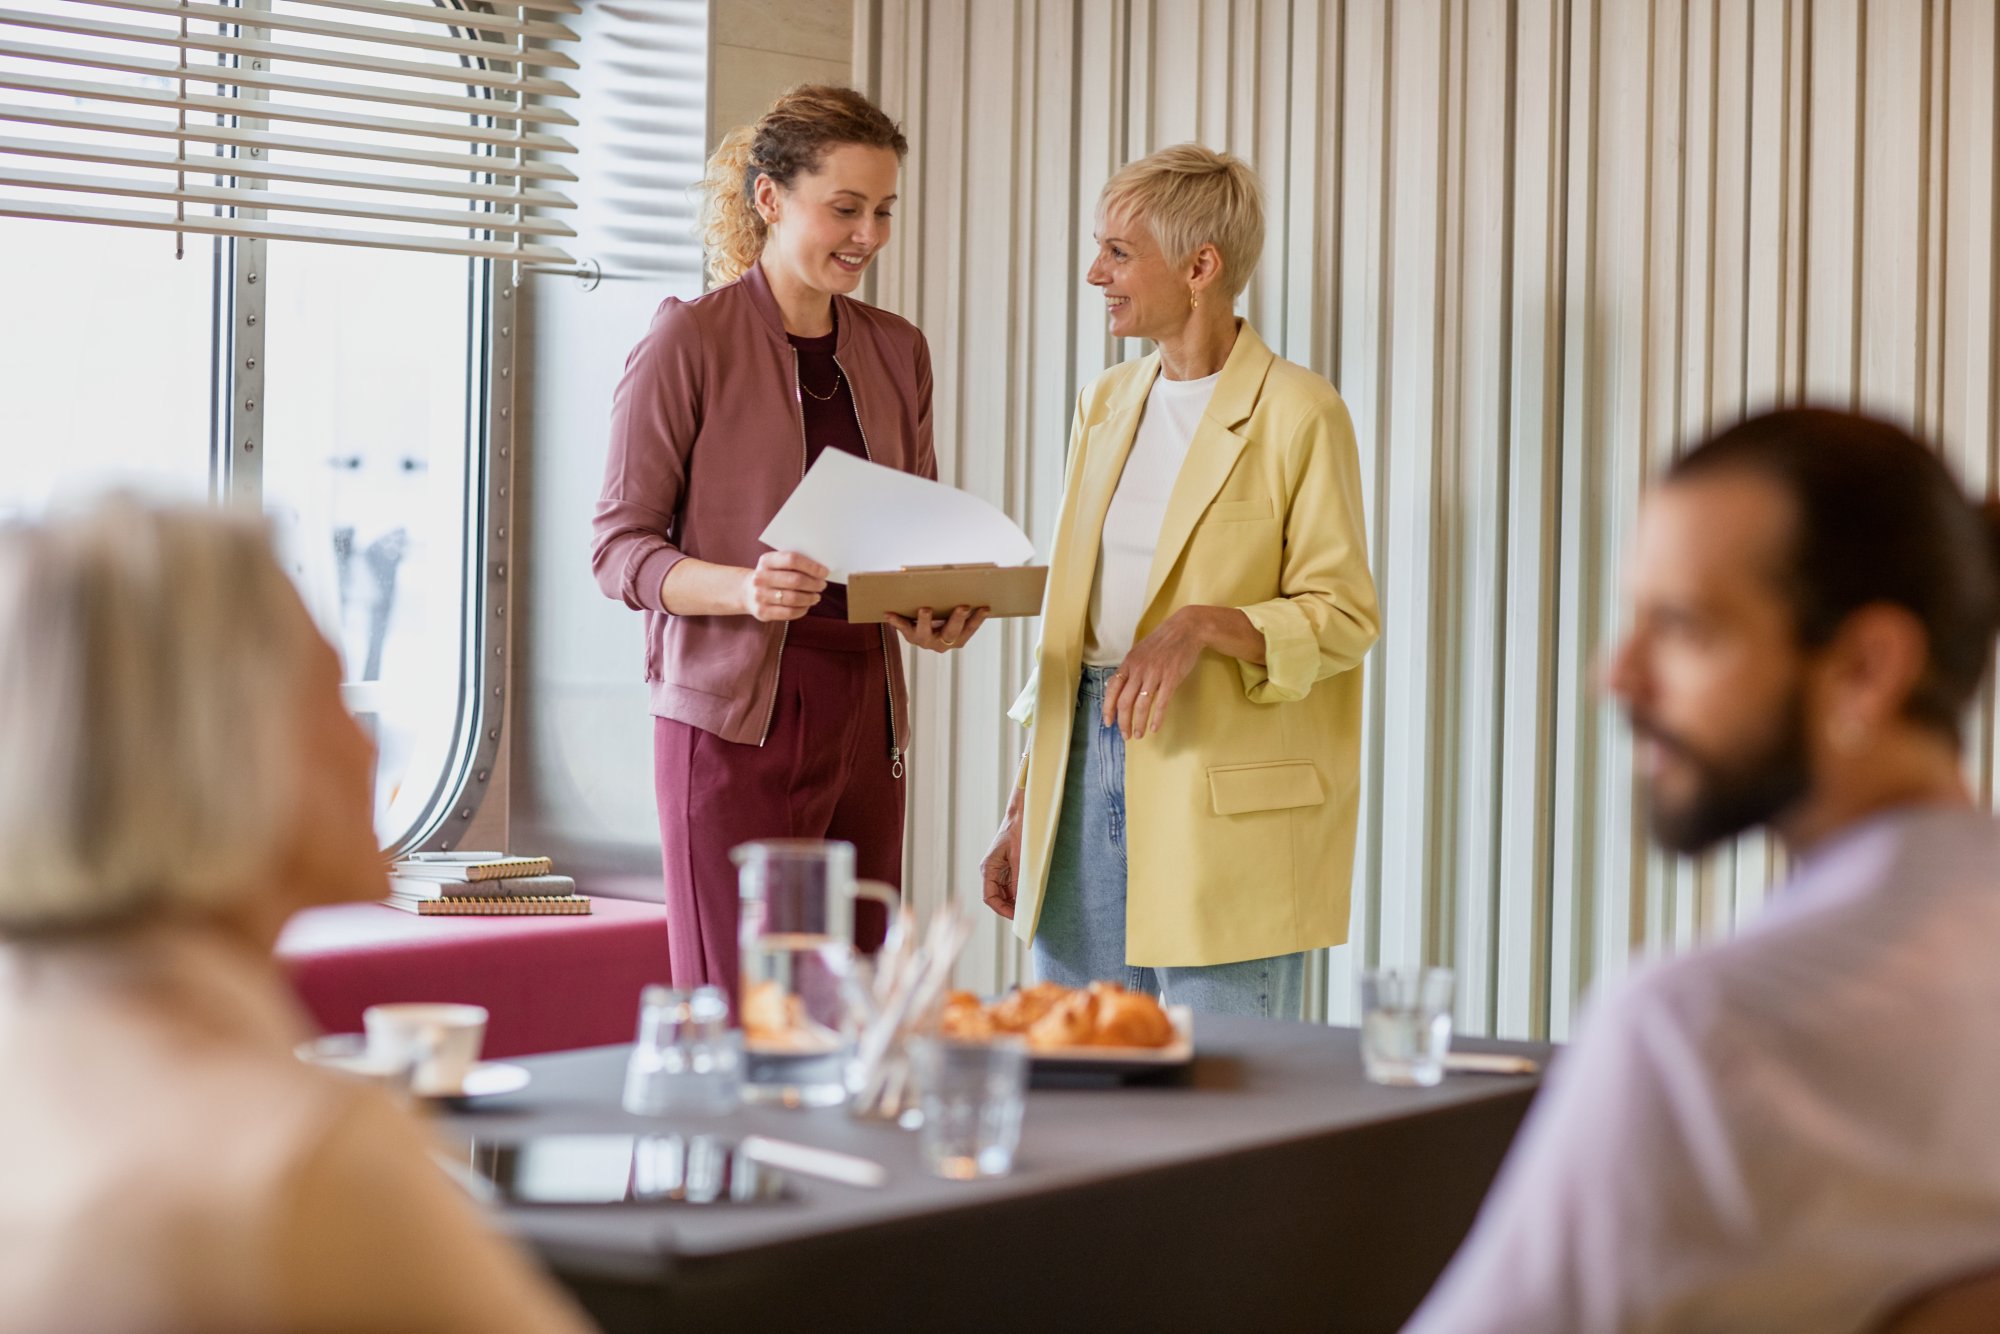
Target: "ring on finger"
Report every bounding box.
[940,634,957,647]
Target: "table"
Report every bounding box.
[276,897,670,1058]
[439,1016,1551,1332]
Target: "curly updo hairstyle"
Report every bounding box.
[698,85,909,286]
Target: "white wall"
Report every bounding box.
[711,0,855,139]
[860,0,2000,1038]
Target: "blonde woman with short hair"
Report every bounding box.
[0,497,589,1333]
[981,144,1380,1018]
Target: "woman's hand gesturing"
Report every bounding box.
[1102,607,1212,740]
[742,551,829,622]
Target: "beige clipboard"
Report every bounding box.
[845,563,1048,624]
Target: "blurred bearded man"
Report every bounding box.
[1408,409,2000,1334]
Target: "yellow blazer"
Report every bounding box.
[1010,322,1379,966]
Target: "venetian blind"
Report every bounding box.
[0,0,580,262]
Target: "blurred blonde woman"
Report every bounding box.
[0,497,589,1333]
[981,145,1380,1018]
[593,85,981,1001]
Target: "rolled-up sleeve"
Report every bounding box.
[591,300,705,613]
[1234,395,1379,703]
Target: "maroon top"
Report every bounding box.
[788,324,867,621]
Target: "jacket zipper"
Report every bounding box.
[755,351,810,747]
[833,350,906,779]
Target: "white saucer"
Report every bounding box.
[427,1061,531,1100]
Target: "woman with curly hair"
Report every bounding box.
[592,86,980,998]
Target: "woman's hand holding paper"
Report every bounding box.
[742,551,829,622]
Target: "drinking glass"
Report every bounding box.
[624,985,743,1118]
[734,840,896,1108]
[1360,966,1456,1087]
[910,1035,1029,1180]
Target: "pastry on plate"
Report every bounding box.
[954,980,1178,1051]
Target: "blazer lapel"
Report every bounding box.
[1135,324,1277,622]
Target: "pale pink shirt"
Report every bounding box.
[1409,806,2000,1334]
[0,922,591,1334]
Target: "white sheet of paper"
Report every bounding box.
[758,450,1036,582]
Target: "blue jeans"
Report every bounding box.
[1032,665,1308,1019]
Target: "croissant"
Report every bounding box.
[1088,986,1176,1047]
[938,990,997,1040]
[1026,989,1099,1050]
[988,980,1069,1033]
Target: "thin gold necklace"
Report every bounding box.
[799,364,843,401]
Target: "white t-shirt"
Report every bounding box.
[1083,368,1222,667]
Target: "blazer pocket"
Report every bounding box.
[1203,498,1273,523]
[1208,760,1326,816]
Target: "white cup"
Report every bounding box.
[364,1003,488,1095]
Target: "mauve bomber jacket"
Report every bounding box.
[591,262,935,755]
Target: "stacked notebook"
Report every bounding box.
[385,852,591,916]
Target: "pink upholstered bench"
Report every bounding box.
[275,896,670,1059]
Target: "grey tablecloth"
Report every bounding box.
[440,1016,1550,1333]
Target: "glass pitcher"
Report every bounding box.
[732,839,897,1108]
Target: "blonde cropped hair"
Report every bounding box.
[0,496,315,934]
[1099,143,1266,299]
[698,84,909,286]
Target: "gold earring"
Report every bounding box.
[1190,291,1199,311]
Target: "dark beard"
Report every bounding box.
[1631,688,1812,855]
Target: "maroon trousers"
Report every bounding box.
[653,615,905,1002]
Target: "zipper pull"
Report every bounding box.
[890,747,905,780]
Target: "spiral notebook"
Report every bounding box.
[392,853,554,883]
[384,894,592,917]
[389,873,576,901]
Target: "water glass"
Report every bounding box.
[624,985,743,1117]
[910,1036,1029,1180]
[1360,966,1456,1087]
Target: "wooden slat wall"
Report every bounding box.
[860,0,2000,1040]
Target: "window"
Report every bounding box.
[261,244,483,840]
[0,0,578,848]
[0,222,217,518]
